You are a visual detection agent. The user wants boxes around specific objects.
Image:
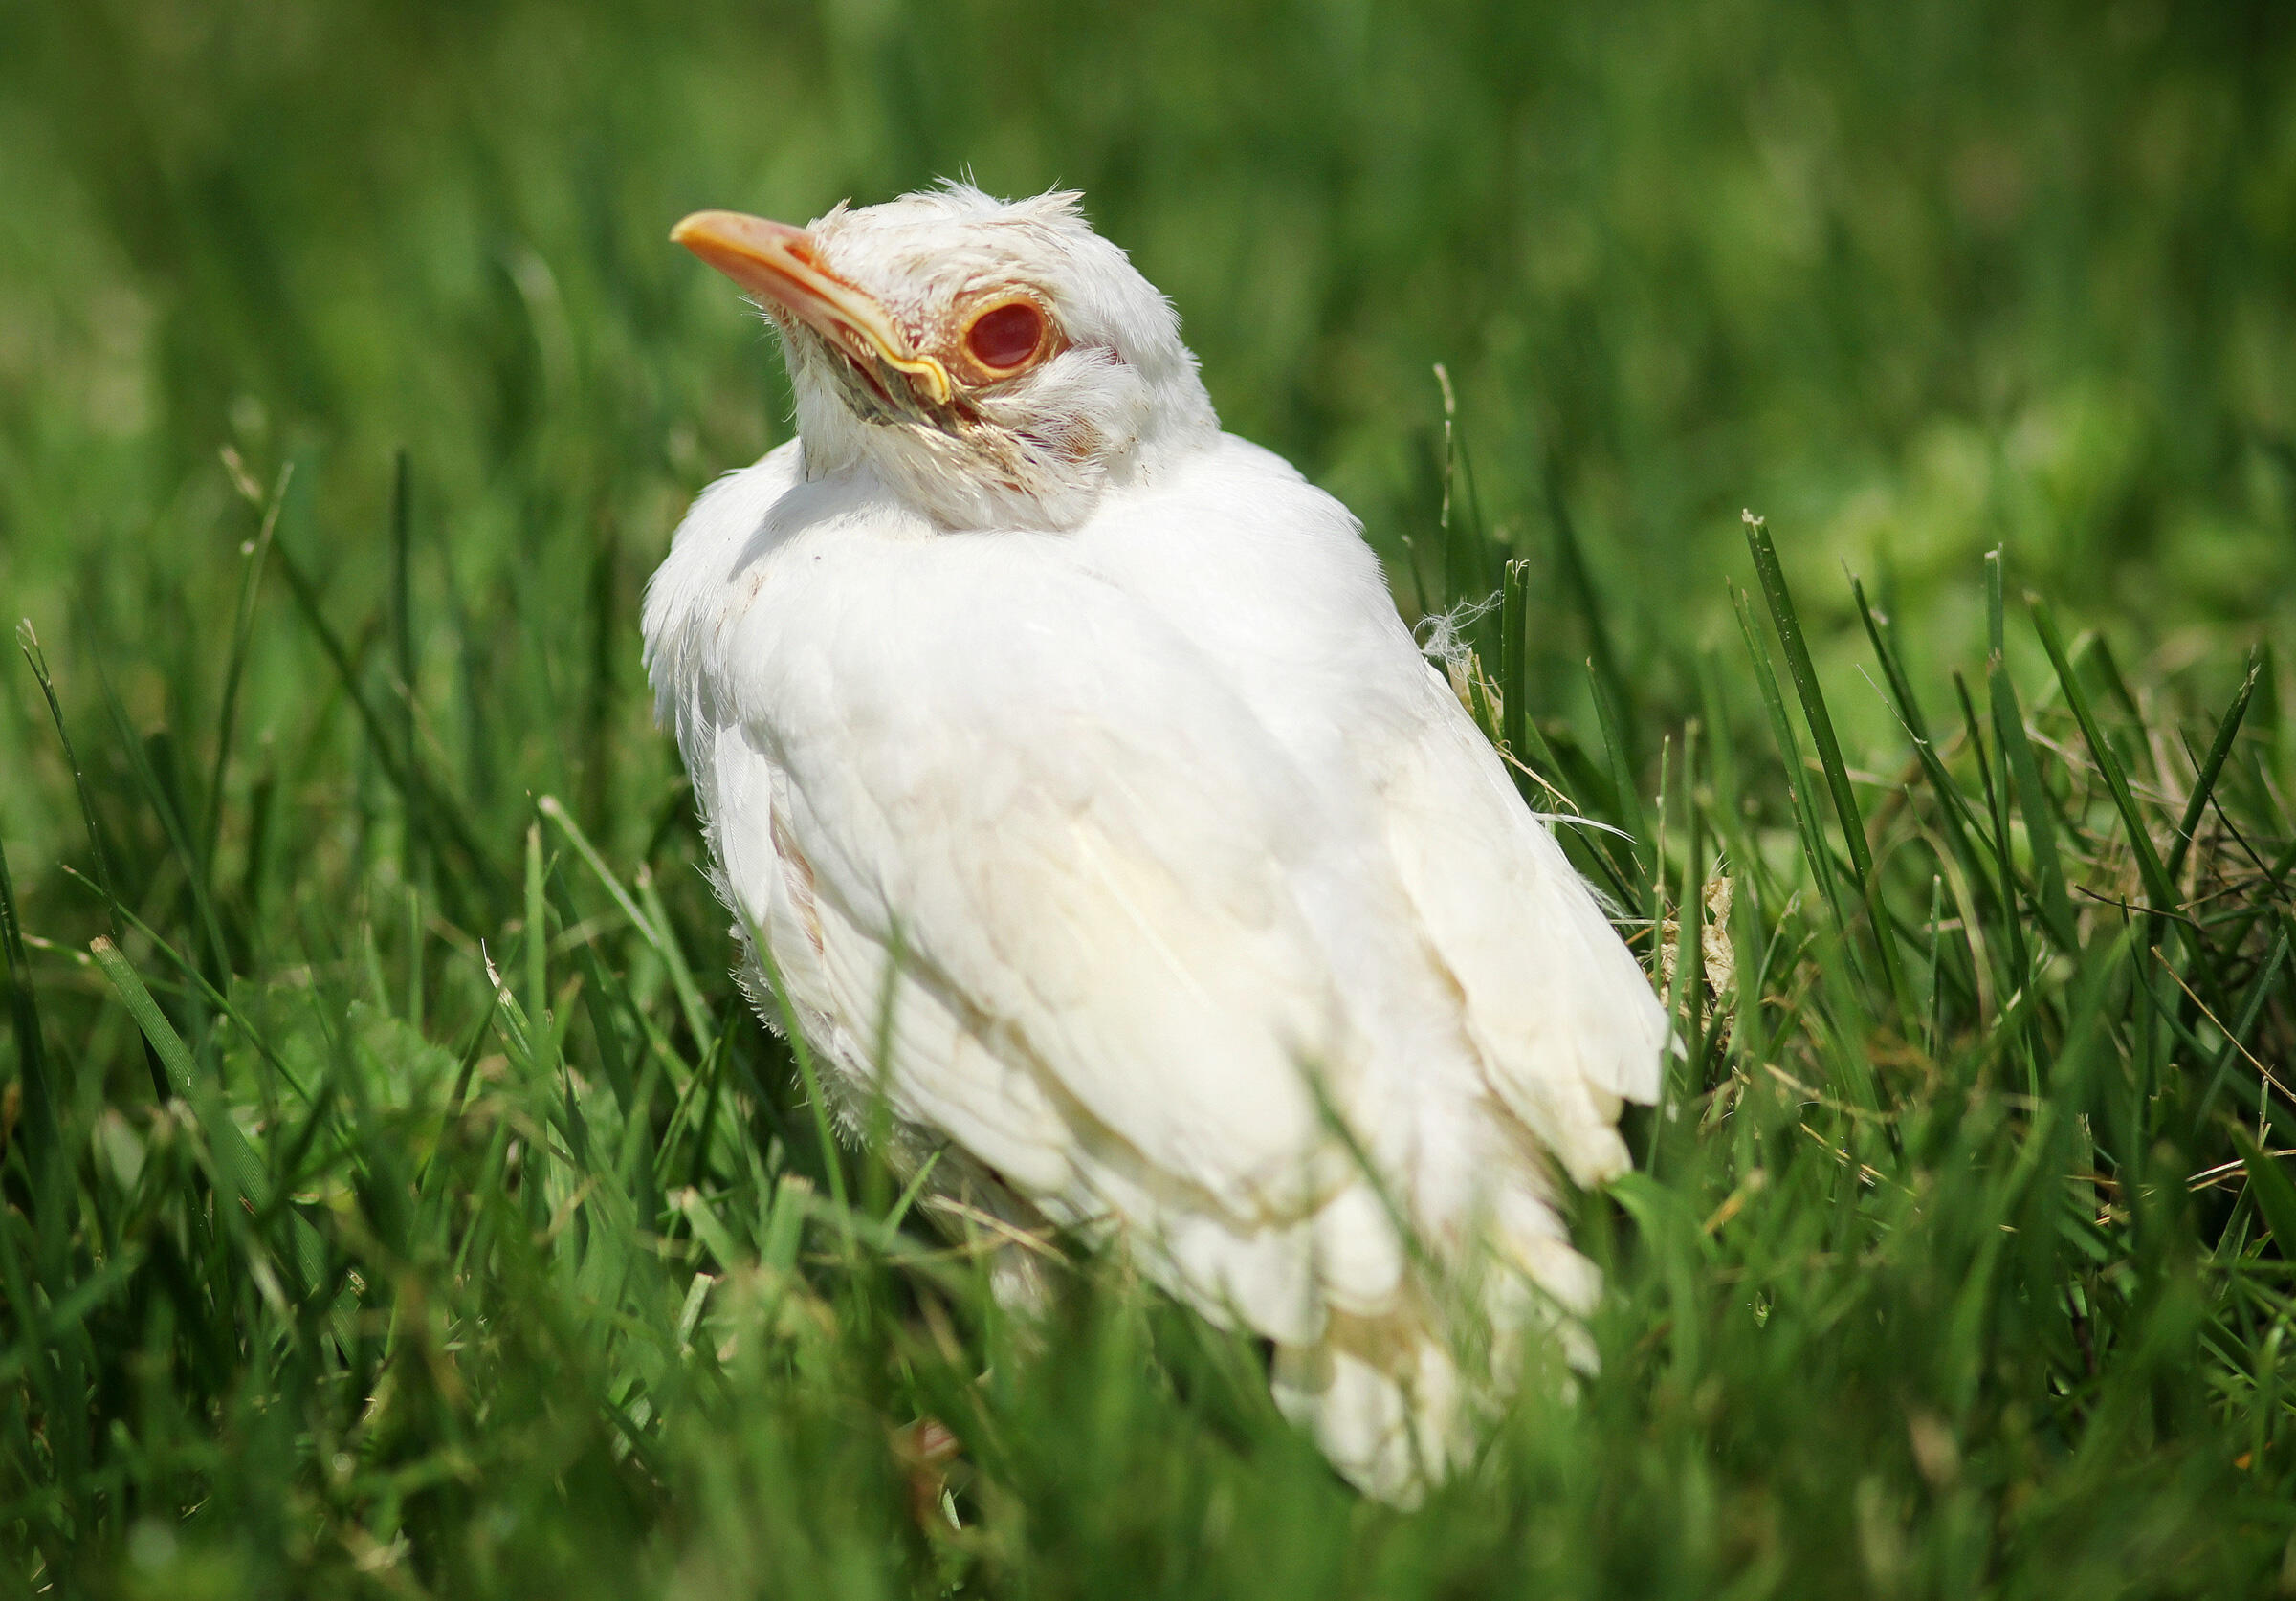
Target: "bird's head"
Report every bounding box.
[673,184,1219,531]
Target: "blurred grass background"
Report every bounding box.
[7,0,2296,767]
[4,0,2296,1594]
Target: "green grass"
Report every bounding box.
[5,1,2296,1594]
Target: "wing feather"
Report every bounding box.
[1381,669,1667,1186]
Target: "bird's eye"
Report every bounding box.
[962,299,1048,374]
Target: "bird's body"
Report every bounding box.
[647,185,1665,1497]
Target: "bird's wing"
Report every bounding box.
[1378,667,1667,1186]
[1059,435,1664,1189]
[711,521,1373,1227]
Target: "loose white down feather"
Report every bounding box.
[645,184,1667,1499]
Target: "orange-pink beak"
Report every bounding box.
[671,209,952,405]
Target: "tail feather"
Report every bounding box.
[1271,1315,1465,1503]
[1270,1215,1599,1501]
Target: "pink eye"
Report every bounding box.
[964,300,1047,373]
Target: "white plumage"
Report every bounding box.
[645,184,1666,1498]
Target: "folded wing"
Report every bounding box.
[1380,668,1667,1186]
[702,525,1412,1334]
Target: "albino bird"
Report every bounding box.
[645,184,1666,1499]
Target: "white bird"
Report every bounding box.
[644,184,1666,1499]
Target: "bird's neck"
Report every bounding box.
[799,399,1219,536]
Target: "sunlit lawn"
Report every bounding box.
[4,2,2294,1594]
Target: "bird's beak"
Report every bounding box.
[672,209,953,405]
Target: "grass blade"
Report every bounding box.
[2029,596,2177,915]
[1587,658,1647,891]
[1733,584,1842,929]
[2165,652,2261,887]
[86,633,235,981]
[18,622,127,947]
[1743,512,1872,884]
[0,826,70,1261]
[541,796,718,1059]
[1989,648,2079,951]
[271,521,504,900]
[204,458,290,875]
[2196,928,2289,1124]
[90,937,249,1184]
[2232,1127,2296,1259]
[1954,668,2033,987]
[389,449,428,885]
[1499,556,1529,774]
[1547,457,1630,747]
